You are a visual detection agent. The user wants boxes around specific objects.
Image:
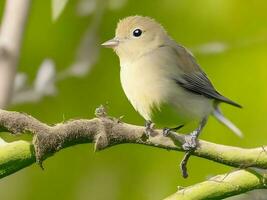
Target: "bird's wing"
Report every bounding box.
[172,44,241,108]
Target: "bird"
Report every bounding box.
[101,15,242,152]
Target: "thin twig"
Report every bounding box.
[180,151,191,178]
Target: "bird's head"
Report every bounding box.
[102,16,169,62]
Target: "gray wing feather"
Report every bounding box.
[172,44,241,108]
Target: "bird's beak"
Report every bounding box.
[101,38,119,48]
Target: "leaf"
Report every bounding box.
[34,59,56,95]
[0,138,8,147]
[76,0,96,16]
[108,0,127,10]
[52,0,69,21]
[13,73,28,93]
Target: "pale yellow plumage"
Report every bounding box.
[120,42,212,122]
[102,15,242,136]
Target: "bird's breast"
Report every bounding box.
[120,54,178,120]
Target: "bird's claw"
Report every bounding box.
[162,124,184,137]
[182,131,198,151]
[163,128,171,137]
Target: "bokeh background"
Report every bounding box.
[0,0,267,199]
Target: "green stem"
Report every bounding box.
[165,169,267,200]
[0,140,35,178]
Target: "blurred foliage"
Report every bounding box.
[0,0,267,199]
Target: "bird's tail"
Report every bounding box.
[213,105,243,138]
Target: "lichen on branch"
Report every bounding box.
[0,107,267,199]
[0,107,267,173]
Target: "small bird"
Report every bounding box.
[102,16,242,152]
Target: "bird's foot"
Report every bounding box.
[162,128,201,179]
[145,120,155,137]
[162,118,207,178]
[162,128,171,137]
[162,124,184,137]
[182,131,198,151]
[180,130,201,178]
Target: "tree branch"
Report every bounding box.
[0,0,31,108]
[0,107,266,178]
[1,107,267,198]
[164,169,267,200]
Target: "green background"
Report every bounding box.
[1,0,267,199]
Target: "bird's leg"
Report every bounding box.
[180,117,208,178]
[162,117,208,178]
[145,120,155,137]
[182,117,208,151]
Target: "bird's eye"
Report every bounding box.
[133,29,142,37]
